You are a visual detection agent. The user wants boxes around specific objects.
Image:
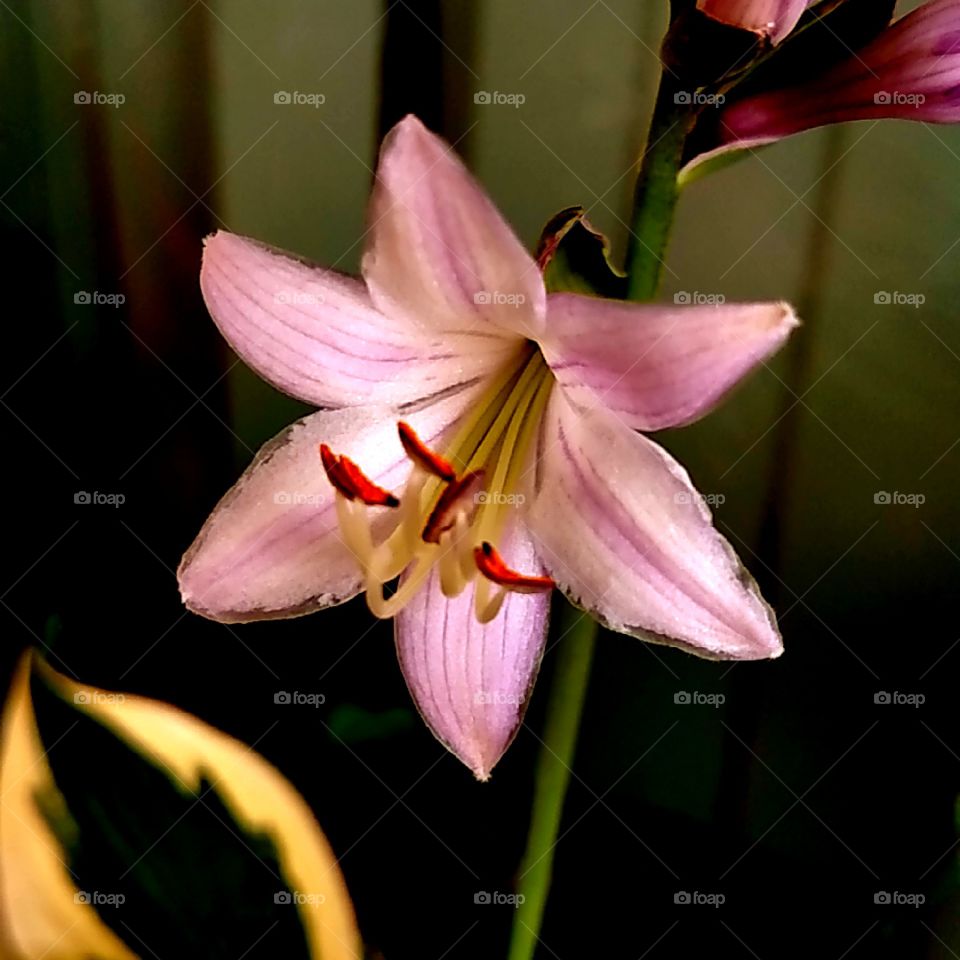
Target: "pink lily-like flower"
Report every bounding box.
[697,0,811,44]
[178,115,798,779]
[696,0,960,163]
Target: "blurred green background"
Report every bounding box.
[3,0,959,957]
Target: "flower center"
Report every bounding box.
[321,347,555,623]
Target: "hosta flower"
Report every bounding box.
[702,0,960,158]
[697,0,811,44]
[179,115,798,779]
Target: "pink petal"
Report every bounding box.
[178,383,485,623]
[201,231,516,408]
[362,115,547,342]
[714,0,960,148]
[697,0,811,43]
[540,293,798,431]
[395,523,550,780]
[527,391,782,661]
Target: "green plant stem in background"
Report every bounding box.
[626,75,695,301]
[509,74,690,959]
[508,605,598,960]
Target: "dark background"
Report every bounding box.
[3,1,959,957]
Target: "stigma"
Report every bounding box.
[319,418,554,625]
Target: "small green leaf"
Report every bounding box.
[327,704,415,743]
[536,207,628,299]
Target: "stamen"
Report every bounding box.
[338,456,400,507]
[421,470,485,544]
[318,444,399,507]
[319,444,355,499]
[474,542,554,593]
[398,422,456,480]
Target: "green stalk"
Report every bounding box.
[508,71,692,959]
[626,75,696,301]
[507,605,598,960]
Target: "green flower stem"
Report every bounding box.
[508,67,693,960]
[626,75,696,302]
[508,605,598,960]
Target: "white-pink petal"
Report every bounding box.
[362,115,547,342]
[527,391,782,661]
[178,384,484,623]
[201,231,516,409]
[540,293,797,431]
[395,523,550,780]
[697,0,811,43]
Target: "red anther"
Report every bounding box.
[319,444,355,499]
[338,455,400,507]
[422,470,485,544]
[319,444,399,507]
[397,422,456,481]
[474,541,555,592]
